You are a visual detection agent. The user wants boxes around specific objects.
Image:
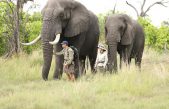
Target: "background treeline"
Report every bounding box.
[0,3,169,56]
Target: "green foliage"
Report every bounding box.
[0,2,42,56]
[0,6,5,55]
[0,37,6,55]
[156,25,169,50]
[138,17,158,48]
[20,12,42,54]
[138,17,169,51]
[0,2,14,55]
[97,13,106,42]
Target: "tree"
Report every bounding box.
[21,12,42,54]
[138,17,169,51]
[138,17,158,48]
[14,0,34,54]
[0,1,15,57]
[0,0,34,57]
[126,0,169,18]
[156,25,169,50]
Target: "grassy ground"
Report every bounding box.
[0,49,169,109]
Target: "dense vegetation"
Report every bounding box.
[0,2,42,56]
[0,2,169,56]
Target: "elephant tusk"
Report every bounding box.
[21,35,41,46]
[49,34,61,45]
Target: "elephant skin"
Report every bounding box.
[105,14,145,73]
[22,0,100,80]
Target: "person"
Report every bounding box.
[55,41,75,81]
[95,44,108,73]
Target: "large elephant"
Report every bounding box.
[22,0,99,80]
[105,14,145,73]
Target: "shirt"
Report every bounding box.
[95,51,108,67]
[56,47,74,65]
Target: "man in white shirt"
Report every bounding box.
[95,44,108,73]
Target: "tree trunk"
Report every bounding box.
[14,0,21,54]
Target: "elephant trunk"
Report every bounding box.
[41,18,63,80]
[41,21,54,80]
[108,42,117,73]
[41,35,53,80]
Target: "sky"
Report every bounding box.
[24,0,169,26]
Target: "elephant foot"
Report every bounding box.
[53,72,62,80]
[53,76,61,80]
[42,73,48,81]
[42,77,48,81]
[53,78,60,81]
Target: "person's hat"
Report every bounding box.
[61,41,68,45]
[98,44,106,51]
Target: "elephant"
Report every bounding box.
[22,0,100,80]
[105,14,145,73]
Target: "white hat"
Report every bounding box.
[98,44,106,51]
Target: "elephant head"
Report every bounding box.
[105,14,134,72]
[22,0,90,80]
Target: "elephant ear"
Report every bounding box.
[120,15,134,45]
[64,1,90,37]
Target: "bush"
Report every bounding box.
[138,17,169,51]
[0,2,42,56]
[20,12,42,54]
[21,20,42,54]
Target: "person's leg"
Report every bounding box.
[70,73,75,81]
[66,73,71,81]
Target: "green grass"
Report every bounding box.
[0,50,169,109]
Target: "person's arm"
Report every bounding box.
[55,49,64,55]
[66,49,74,65]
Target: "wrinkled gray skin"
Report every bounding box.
[105,14,145,73]
[26,0,99,80]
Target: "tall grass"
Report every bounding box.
[0,49,169,109]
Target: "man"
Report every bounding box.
[95,44,108,73]
[55,41,75,81]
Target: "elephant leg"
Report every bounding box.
[135,53,142,70]
[53,44,64,79]
[122,46,132,67]
[42,41,53,80]
[120,53,122,69]
[128,57,132,64]
[121,48,128,66]
[79,56,86,76]
[74,58,80,79]
[88,54,97,74]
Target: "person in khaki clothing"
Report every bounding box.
[55,41,75,81]
[95,44,108,73]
